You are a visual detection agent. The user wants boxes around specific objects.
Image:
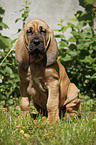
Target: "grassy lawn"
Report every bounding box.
[0,96,96,145]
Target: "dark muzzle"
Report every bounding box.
[29,38,45,55]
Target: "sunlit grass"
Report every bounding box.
[0,97,96,145]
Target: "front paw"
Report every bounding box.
[21,110,30,118]
[47,114,60,123]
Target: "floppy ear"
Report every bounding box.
[15,30,29,69]
[46,29,58,66]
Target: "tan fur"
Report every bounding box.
[15,19,80,122]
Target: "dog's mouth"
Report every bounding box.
[29,38,45,56]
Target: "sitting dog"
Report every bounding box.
[15,19,80,121]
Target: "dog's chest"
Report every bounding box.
[33,76,43,85]
[27,64,48,108]
[32,77,47,109]
[30,63,47,89]
[33,76,47,92]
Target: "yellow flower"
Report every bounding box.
[16,126,24,129]
[37,124,46,128]
[84,84,86,86]
[24,133,30,138]
[20,130,24,134]
[42,116,47,120]
[12,60,15,65]
[76,13,80,18]
[93,119,96,121]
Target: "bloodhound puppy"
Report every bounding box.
[15,18,80,122]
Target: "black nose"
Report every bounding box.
[33,39,40,45]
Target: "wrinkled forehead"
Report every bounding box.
[25,19,49,30]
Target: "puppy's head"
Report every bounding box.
[15,19,58,67]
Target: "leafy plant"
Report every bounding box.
[0,7,11,49]
[0,0,32,107]
[0,1,32,107]
[0,7,19,107]
[15,0,31,33]
[55,1,96,98]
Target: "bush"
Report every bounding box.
[0,1,32,107]
[55,1,96,98]
[0,7,19,107]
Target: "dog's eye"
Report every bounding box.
[40,26,46,35]
[27,27,33,34]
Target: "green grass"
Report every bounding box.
[0,97,96,145]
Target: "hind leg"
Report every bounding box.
[64,83,80,120]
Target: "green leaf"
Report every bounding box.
[25,6,29,9]
[62,54,72,61]
[5,66,13,75]
[15,18,22,23]
[81,56,93,63]
[77,21,84,29]
[91,36,96,42]
[7,99,14,105]
[80,11,88,17]
[77,44,86,50]
[61,26,69,32]
[68,37,76,42]
[93,46,96,50]
[22,11,28,19]
[91,73,96,79]
[28,2,31,5]
[67,22,78,30]
[55,34,65,38]
[57,23,62,26]
[92,64,96,70]
[60,19,64,23]
[0,7,5,14]
[24,1,28,5]
[83,42,92,47]
[54,29,62,32]
[18,29,22,33]
[69,51,78,57]
[69,18,77,21]
[19,8,24,12]
[59,41,68,47]
[0,22,9,29]
[0,35,12,48]
[84,0,94,5]
[11,38,18,44]
[71,31,80,38]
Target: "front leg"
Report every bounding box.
[18,64,30,116]
[47,79,60,122]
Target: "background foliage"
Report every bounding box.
[0,7,19,107]
[55,0,96,98]
[0,0,96,107]
[0,1,31,107]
